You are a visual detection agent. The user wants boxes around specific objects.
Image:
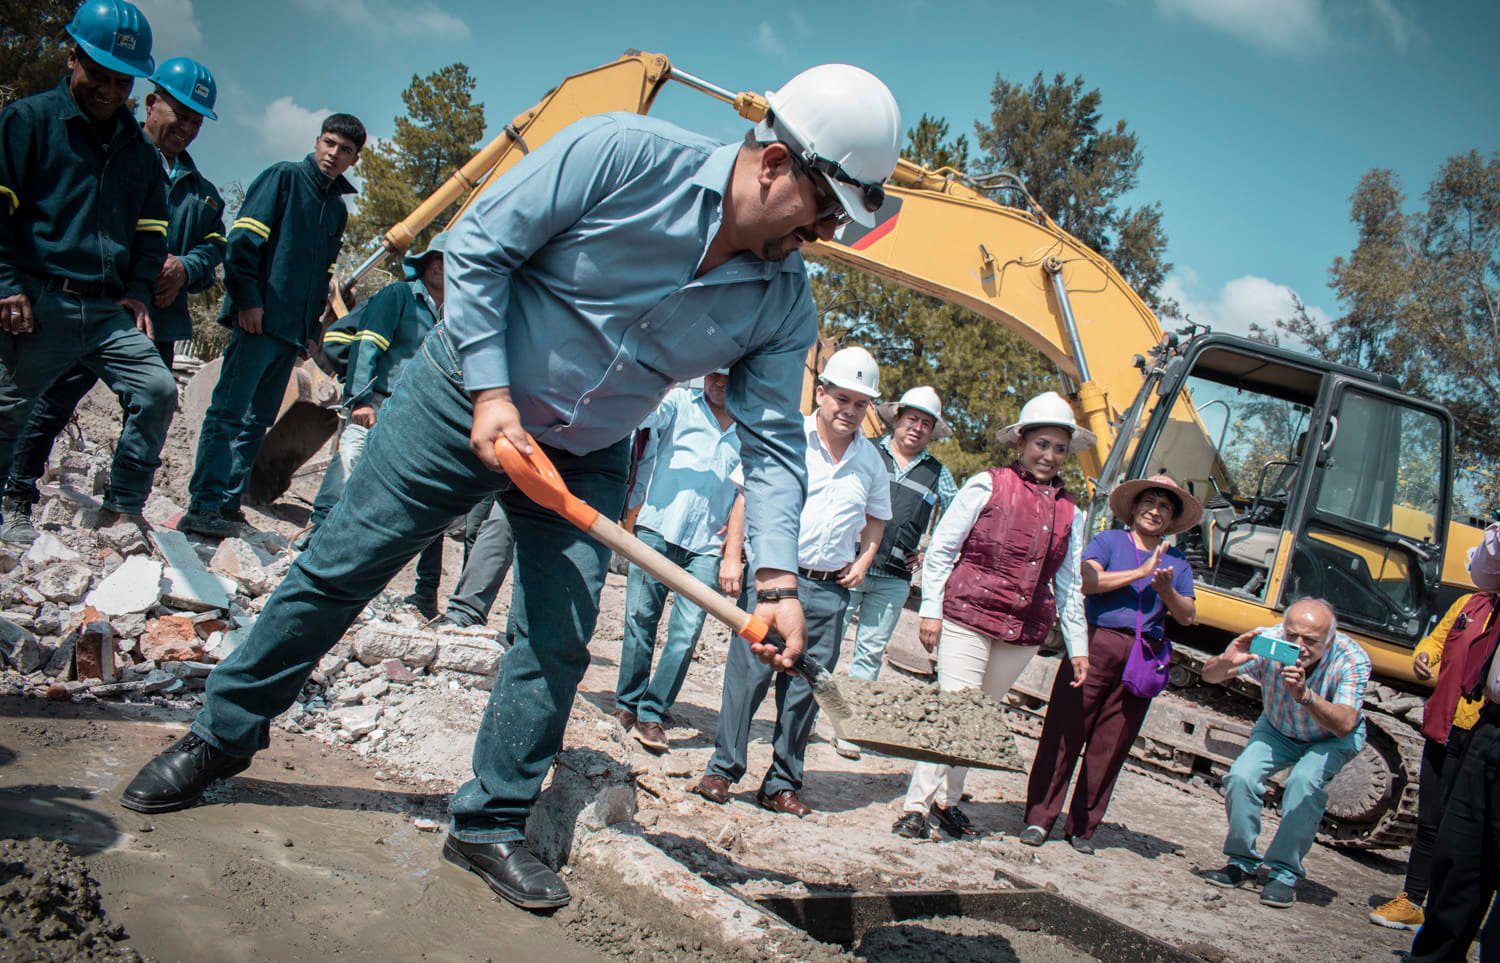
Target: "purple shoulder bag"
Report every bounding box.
[1121,539,1173,700]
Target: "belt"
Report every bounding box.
[798,567,842,582]
[43,276,121,299]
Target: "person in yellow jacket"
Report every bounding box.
[1369,581,1497,929]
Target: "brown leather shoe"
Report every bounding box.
[632,721,669,753]
[690,775,730,804]
[610,708,636,731]
[756,789,812,817]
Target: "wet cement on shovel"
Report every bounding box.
[829,678,1026,771]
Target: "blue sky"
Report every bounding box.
[137,0,1497,338]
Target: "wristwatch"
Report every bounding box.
[755,588,797,604]
[1298,688,1314,706]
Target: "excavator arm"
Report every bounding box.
[345,50,1165,483]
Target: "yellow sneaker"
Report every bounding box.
[1369,893,1424,930]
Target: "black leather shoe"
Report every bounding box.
[121,732,252,813]
[442,836,571,909]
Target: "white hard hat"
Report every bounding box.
[756,64,902,229]
[818,346,880,399]
[994,391,1096,455]
[877,386,951,440]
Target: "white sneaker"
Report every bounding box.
[834,738,861,760]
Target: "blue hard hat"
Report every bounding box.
[66,0,155,79]
[403,232,448,280]
[150,57,217,120]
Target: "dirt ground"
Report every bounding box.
[6,383,1434,962]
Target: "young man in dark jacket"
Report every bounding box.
[5,57,225,524]
[179,113,362,538]
[0,1,174,544]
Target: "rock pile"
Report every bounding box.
[835,677,1026,771]
[1,452,507,762]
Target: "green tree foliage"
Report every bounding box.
[345,63,486,253]
[975,72,1173,312]
[812,114,1061,483]
[0,0,75,108]
[1280,152,1500,513]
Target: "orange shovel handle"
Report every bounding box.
[493,435,771,649]
[493,435,600,530]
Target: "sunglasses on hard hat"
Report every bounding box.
[773,122,886,220]
[790,153,852,225]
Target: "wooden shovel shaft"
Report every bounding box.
[583,515,769,645]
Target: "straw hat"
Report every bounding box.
[994,391,1096,455]
[876,386,952,441]
[1109,473,1204,535]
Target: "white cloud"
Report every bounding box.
[1157,0,1419,56]
[247,96,332,162]
[1156,0,1329,56]
[1160,267,1331,339]
[753,21,787,58]
[1367,0,1416,53]
[134,0,203,55]
[299,0,470,39]
[787,10,812,37]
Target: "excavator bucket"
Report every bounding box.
[181,356,342,506]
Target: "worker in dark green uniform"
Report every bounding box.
[0,0,174,545]
[178,112,363,539]
[6,56,225,520]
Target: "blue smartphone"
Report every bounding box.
[1250,633,1300,665]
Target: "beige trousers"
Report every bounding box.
[901,618,1037,812]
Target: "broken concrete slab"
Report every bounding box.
[331,704,381,738]
[151,529,232,611]
[139,616,205,663]
[43,635,74,679]
[159,660,215,679]
[96,522,150,556]
[433,635,504,676]
[35,561,93,603]
[357,677,389,702]
[24,532,80,566]
[0,616,42,673]
[84,555,163,616]
[209,537,278,596]
[350,623,437,668]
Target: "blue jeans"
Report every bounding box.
[187,326,299,514]
[845,572,911,682]
[192,327,628,843]
[305,405,444,604]
[1222,716,1363,885]
[705,575,848,796]
[614,527,719,724]
[0,290,176,514]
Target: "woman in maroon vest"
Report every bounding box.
[892,392,1093,841]
[1021,473,1201,854]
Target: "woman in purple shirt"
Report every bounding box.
[1021,474,1201,853]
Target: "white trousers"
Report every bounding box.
[901,618,1037,812]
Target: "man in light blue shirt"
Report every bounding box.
[122,64,904,912]
[613,372,741,752]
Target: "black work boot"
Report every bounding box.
[121,732,253,813]
[177,509,237,539]
[0,496,39,546]
[442,836,571,909]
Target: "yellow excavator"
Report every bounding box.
[237,50,1482,848]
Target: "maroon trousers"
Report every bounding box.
[1024,625,1154,839]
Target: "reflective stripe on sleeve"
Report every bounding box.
[0,186,17,214]
[136,218,168,235]
[230,217,271,240]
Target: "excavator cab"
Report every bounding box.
[1120,333,1454,664]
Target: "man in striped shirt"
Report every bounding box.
[1201,597,1371,908]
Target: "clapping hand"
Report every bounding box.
[1151,565,1175,595]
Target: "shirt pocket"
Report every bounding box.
[635,315,744,382]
